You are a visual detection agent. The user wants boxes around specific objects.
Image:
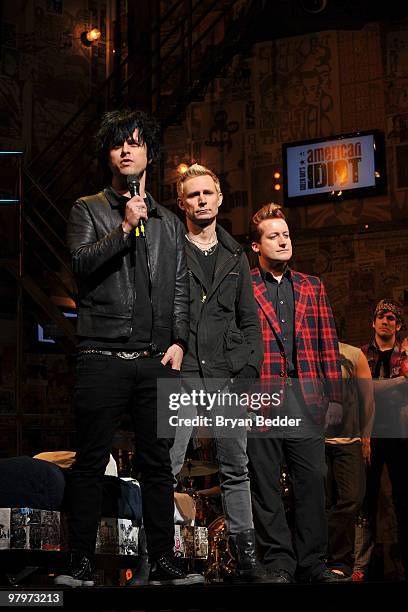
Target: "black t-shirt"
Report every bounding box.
[194,243,219,288]
[374,348,393,379]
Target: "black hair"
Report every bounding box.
[96,109,161,172]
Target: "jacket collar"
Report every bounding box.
[103,186,161,216]
[251,266,308,339]
[367,338,401,354]
[184,224,241,295]
[183,222,242,255]
[215,224,242,256]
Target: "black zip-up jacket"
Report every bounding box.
[185,225,264,377]
[67,188,189,352]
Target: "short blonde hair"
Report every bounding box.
[177,163,221,198]
[251,203,287,242]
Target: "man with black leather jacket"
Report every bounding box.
[55,109,203,587]
[169,164,268,582]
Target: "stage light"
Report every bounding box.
[177,163,189,175]
[273,167,282,194]
[81,28,101,47]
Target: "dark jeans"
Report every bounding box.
[325,441,365,576]
[65,353,178,561]
[366,438,408,574]
[247,388,327,579]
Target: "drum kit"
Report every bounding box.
[112,430,294,582]
[112,436,233,580]
[178,458,294,581]
[178,458,235,582]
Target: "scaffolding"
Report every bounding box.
[0,150,24,455]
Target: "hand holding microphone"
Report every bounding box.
[122,174,147,237]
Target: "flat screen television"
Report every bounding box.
[282,130,387,206]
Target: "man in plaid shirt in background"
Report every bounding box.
[247,203,349,584]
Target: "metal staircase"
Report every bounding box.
[20,0,266,347]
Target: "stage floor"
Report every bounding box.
[1,582,408,611]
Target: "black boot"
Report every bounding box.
[227,529,268,583]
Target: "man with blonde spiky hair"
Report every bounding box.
[171,163,267,582]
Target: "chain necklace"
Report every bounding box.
[186,233,219,256]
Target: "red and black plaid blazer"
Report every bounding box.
[251,266,341,425]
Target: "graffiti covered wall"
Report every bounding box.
[162,22,408,345]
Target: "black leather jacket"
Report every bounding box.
[184,225,264,376]
[67,188,189,352]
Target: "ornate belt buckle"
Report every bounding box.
[117,351,140,360]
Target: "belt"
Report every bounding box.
[78,348,151,360]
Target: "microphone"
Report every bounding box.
[126,174,145,237]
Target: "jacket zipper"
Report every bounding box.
[144,233,152,283]
[192,252,240,305]
[213,252,239,279]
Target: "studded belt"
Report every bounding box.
[78,348,151,360]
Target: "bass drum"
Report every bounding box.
[205,516,235,582]
[208,515,225,533]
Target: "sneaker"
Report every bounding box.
[149,555,204,586]
[352,570,366,582]
[54,552,94,587]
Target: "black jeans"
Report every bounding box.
[325,441,366,575]
[65,353,178,561]
[247,388,327,579]
[366,438,408,574]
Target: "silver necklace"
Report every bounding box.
[186,234,218,256]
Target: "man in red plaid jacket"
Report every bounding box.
[247,203,347,584]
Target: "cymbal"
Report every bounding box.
[179,459,218,477]
[196,485,221,497]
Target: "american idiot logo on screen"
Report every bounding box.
[282,131,387,206]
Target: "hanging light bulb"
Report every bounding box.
[80,28,102,47]
[87,28,101,42]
